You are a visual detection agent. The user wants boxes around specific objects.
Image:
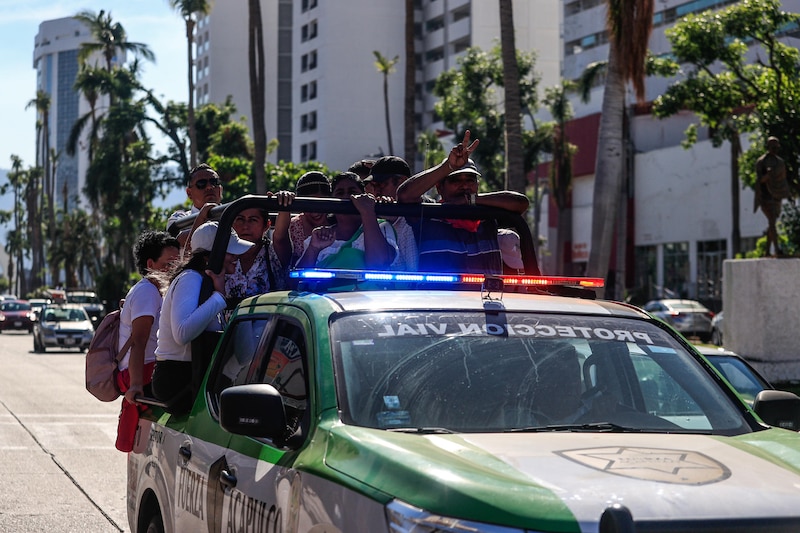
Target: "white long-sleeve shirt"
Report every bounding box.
[155,269,227,363]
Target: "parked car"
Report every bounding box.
[0,294,19,302]
[126,197,800,533]
[66,290,105,326]
[711,311,724,346]
[642,298,715,342]
[697,346,773,407]
[0,300,34,333]
[27,298,51,322]
[32,304,94,352]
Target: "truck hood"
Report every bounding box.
[324,426,800,530]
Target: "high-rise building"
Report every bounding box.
[32,17,94,211]
[197,0,562,172]
[33,17,122,211]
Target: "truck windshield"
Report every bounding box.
[330,311,750,435]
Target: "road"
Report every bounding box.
[0,331,129,532]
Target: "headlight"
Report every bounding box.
[0,315,5,321]
[386,500,525,533]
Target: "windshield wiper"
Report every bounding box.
[387,427,455,434]
[507,422,640,433]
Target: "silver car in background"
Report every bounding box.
[643,298,715,342]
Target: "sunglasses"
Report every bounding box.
[193,177,221,189]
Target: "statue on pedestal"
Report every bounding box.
[754,136,791,256]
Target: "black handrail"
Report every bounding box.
[168,195,541,276]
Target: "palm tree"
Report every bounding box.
[25,93,50,288]
[248,0,267,193]
[498,0,526,193]
[404,0,417,167]
[585,0,654,296]
[68,64,111,162]
[545,81,577,275]
[74,10,155,72]
[6,157,27,295]
[168,0,212,170]
[373,51,399,155]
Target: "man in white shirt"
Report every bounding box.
[115,231,180,452]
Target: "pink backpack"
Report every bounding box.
[85,310,133,401]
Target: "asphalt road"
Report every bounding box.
[0,330,129,532]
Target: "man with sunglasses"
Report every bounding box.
[167,164,225,250]
[396,131,529,274]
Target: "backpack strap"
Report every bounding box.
[116,336,134,364]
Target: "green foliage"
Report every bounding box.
[433,45,540,190]
[417,131,446,171]
[778,202,800,256]
[0,276,8,293]
[653,0,800,192]
[196,97,252,162]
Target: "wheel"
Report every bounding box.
[142,507,165,533]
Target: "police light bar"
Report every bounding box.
[289,268,604,288]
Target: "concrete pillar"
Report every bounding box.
[722,258,800,383]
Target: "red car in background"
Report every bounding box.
[0,300,34,333]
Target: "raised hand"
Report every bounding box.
[447,129,480,171]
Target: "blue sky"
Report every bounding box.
[0,1,188,170]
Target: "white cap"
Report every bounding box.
[497,229,524,270]
[190,221,254,255]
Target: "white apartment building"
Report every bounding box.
[198,0,562,173]
[32,17,104,211]
[554,0,800,307]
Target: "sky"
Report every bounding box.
[0,0,188,171]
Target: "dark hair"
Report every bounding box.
[185,163,218,186]
[347,159,375,179]
[133,231,180,275]
[295,171,331,196]
[330,171,365,192]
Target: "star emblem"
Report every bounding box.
[557,446,731,485]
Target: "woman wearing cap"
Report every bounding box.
[296,172,398,270]
[272,171,332,268]
[151,221,253,412]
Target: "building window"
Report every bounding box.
[633,245,658,304]
[697,239,726,305]
[309,80,317,100]
[302,0,317,12]
[300,141,317,162]
[301,51,317,72]
[308,111,317,130]
[663,242,690,299]
[425,16,445,33]
[301,114,308,132]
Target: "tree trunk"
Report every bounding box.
[586,39,626,296]
[248,0,267,193]
[730,132,741,258]
[383,73,394,155]
[186,18,198,169]
[499,0,526,193]
[404,0,417,167]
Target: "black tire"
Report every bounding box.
[143,508,164,533]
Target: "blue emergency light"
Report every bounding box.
[289,268,604,288]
